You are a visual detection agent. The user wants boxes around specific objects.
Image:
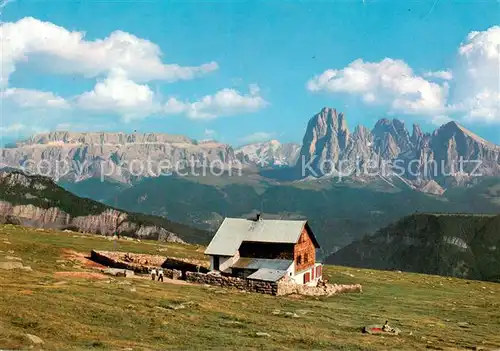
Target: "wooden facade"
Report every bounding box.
[293,226,316,273]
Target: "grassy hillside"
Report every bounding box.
[0,171,211,244]
[327,213,500,282]
[1,225,499,350]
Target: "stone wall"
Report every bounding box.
[186,272,278,295]
[90,250,181,279]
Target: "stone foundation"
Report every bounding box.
[276,279,362,296]
[186,272,278,295]
[90,250,182,279]
[186,272,362,297]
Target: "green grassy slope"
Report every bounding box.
[1,225,499,350]
[326,213,500,282]
[0,171,211,244]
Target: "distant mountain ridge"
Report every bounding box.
[326,213,500,282]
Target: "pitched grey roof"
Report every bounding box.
[247,268,288,282]
[204,218,308,256]
[231,258,293,271]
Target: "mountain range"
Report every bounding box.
[2,107,499,195]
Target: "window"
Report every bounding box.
[297,255,302,265]
[311,267,315,280]
[304,272,310,284]
[304,252,309,263]
[316,265,322,278]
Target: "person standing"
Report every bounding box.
[151,268,157,280]
[158,268,164,282]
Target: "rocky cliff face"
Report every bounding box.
[235,140,300,167]
[0,200,183,242]
[299,108,351,174]
[0,170,212,243]
[297,107,500,191]
[1,132,240,183]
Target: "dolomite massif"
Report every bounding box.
[2,107,499,195]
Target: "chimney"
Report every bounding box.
[256,213,261,221]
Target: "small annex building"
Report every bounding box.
[204,214,323,286]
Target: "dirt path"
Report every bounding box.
[54,271,108,279]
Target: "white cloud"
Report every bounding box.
[307,58,448,115]
[0,17,218,85]
[0,17,271,124]
[0,123,26,133]
[452,25,500,123]
[75,69,160,121]
[240,132,275,143]
[431,115,452,126]
[424,70,453,80]
[1,88,69,109]
[204,129,216,137]
[163,86,268,120]
[307,26,500,124]
[54,122,112,131]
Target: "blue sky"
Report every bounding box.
[1,0,499,146]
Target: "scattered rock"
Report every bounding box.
[129,287,136,292]
[296,309,313,315]
[271,310,300,318]
[363,323,401,336]
[255,332,271,337]
[457,322,470,328]
[53,281,68,286]
[341,272,355,277]
[25,333,44,345]
[101,268,134,277]
[0,261,24,270]
[22,266,33,272]
[220,320,243,326]
[5,256,22,261]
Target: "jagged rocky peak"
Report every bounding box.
[430,121,500,177]
[314,107,349,135]
[433,121,498,148]
[352,125,371,141]
[410,124,425,146]
[300,107,351,165]
[372,118,413,157]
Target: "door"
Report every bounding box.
[213,256,220,271]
